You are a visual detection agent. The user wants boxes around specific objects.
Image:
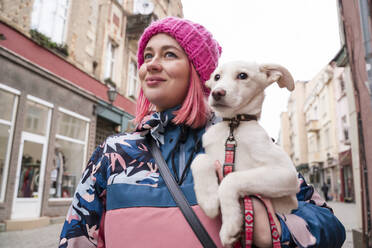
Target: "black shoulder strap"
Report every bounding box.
[147,137,217,248]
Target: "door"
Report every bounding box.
[11,96,52,219]
[11,134,48,219]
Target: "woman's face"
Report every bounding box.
[139,33,190,112]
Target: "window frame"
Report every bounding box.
[0,83,20,202]
[48,107,90,202]
[104,40,117,80]
[31,0,70,44]
[127,58,138,99]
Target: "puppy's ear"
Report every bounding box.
[259,64,295,91]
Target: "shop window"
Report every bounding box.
[31,0,70,44]
[0,85,19,202]
[49,108,89,199]
[24,100,49,136]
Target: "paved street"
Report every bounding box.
[328,201,358,248]
[0,222,62,248]
[0,201,358,248]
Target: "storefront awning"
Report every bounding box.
[339,149,352,166]
[296,163,309,171]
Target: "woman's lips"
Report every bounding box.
[146,77,166,86]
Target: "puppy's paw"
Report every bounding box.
[199,195,220,218]
[219,221,242,247]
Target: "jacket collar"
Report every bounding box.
[136,106,179,145]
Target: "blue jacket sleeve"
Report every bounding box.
[59,145,108,248]
[279,173,346,248]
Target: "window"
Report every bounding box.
[343,128,349,141]
[31,0,70,44]
[340,77,345,93]
[0,84,19,202]
[313,105,318,120]
[104,40,117,80]
[133,0,140,13]
[24,100,49,136]
[324,128,330,149]
[320,95,327,117]
[49,108,89,199]
[127,60,138,98]
[309,135,315,153]
[342,115,346,123]
[341,115,349,141]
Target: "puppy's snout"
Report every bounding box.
[212,88,226,101]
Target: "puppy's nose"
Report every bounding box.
[212,88,226,101]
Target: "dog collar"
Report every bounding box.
[222,114,258,139]
[221,114,257,177]
[222,114,257,125]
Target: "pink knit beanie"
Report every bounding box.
[137,16,222,84]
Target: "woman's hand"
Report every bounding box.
[251,197,281,248]
[214,160,282,248]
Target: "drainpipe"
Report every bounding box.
[358,0,372,98]
[358,0,372,246]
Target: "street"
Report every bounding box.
[328,201,358,248]
[0,221,62,248]
[0,201,357,248]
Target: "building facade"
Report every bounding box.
[281,81,309,181]
[281,64,356,202]
[337,0,372,246]
[0,0,183,227]
[333,65,354,203]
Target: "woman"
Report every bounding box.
[59,17,345,248]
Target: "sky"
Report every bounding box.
[181,0,341,140]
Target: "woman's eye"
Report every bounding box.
[237,72,248,80]
[214,74,220,81]
[165,51,177,58]
[144,53,153,60]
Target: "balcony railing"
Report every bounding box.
[309,151,321,163]
[126,14,154,39]
[306,119,320,132]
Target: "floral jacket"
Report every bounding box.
[59,109,345,248]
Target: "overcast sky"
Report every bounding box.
[181,0,341,140]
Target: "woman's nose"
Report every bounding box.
[147,57,162,72]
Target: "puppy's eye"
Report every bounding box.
[237,72,248,80]
[214,74,220,81]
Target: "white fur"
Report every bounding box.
[191,61,299,247]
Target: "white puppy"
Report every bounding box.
[191,61,299,246]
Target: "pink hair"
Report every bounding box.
[134,64,210,129]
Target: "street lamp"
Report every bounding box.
[107,86,117,104]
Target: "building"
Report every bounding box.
[0,0,183,229]
[279,112,291,157]
[280,81,309,181]
[332,64,354,203]
[281,64,355,201]
[336,0,372,246]
[304,65,341,198]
